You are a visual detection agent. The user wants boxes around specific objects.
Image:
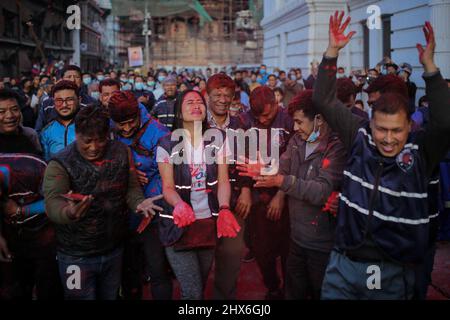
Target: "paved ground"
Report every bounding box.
[144,241,450,300]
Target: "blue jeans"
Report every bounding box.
[321,250,415,300]
[57,247,123,300]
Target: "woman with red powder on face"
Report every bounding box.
[156,90,240,300]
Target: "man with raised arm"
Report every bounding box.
[312,11,450,299]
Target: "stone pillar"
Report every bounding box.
[429,0,450,78]
[71,29,81,67]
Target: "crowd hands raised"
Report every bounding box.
[0,11,449,301]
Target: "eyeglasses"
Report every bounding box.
[54,97,76,107]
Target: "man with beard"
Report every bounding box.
[35,65,96,132]
[205,74,253,299]
[39,81,80,161]
[152,76,178,131]
[108,91,173,300]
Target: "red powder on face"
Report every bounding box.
[322,158,331,169]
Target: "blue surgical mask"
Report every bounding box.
[122,84,132,91]
[134,82,145,90]
[97,75,105,81]
[128,78,134,84]
[83,77,92,85]
[306,117,320,143]
[260,69,266,75]
[147,81,155,87]
[120,78,127,83]
[158,75,166,83]
[90,91,100,100]
[256,78,264,85]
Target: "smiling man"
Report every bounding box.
[312,12,450,299]
[39,81,80,161]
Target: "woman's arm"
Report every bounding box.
[158,162,183,207]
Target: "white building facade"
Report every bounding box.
[261,0,450,98]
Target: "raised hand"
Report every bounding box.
[416,21,437,73]
[326,11,356,57]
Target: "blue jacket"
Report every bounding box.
[313,56,450,264]
[114,118,168,230]
[35,89,95,132]
[40,120,76,161]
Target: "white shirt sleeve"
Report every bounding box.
[156,146,172,164]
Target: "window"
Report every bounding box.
[382,14,392,58]
[361,19,370,70]
[3,9,18,38]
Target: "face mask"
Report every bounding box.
[147,81,155,87]
[83,77,92,85]
[134,82,145,90]
[122,84,132,91]
[259,69,266,75]
[97,75,105,81]
[289,74,297,81]
[120,78,127,83]
[128,78,134,84]
[256,78,264,85]
[90,91,100,100]
[336,73,345,79]
[306,117,320,143]
[158,75,166,83]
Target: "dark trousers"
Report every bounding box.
[57,246,123,300]
[0,221,62,300]
[121,223,173,300]
[213,214,246,299]
[413,243,437,300]
[285,241,330,300]
[249,201,290,294]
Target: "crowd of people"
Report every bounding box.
[0,12,450,300]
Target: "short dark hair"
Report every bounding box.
[62,65,82,78]
[288,90,317,120]
[268,74,277,80]
[74,105,110,137]
[337,78,357,104]
[0,88,21,103]
[99,78,121,92]
[273,87,284,96]
[51,80,80,97]
[250,86,276,116]
[365,74,408,98]
[418,95,428,107]
[372,92,411,121]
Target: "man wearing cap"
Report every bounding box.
[151,76,178,131]
[107,91,173,300]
